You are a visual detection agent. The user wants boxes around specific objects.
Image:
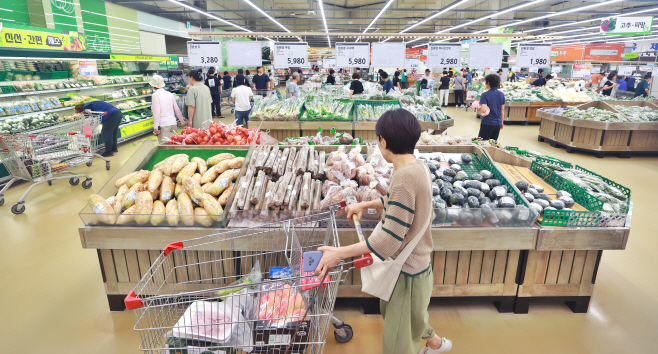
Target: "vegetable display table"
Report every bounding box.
[78,143,631,315]
[255,121,301,142]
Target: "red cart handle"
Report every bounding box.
[354,254,373,269]
[163,241,183,256]
[124,290,143,310]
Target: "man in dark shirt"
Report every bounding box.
[222,71,232,90]
[478,74,506,141]
[326,69,336,85]
[251,66,271,91]
[233,69,246,88]
[381,72,393,93]
[349,72,364,99]
[204,67,224,118]
[531,74,552,87]
[626,75,636,91]
[634,73,652,98]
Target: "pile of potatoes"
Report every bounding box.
[87,152,245,226]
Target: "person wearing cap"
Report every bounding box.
[150,74,186,144]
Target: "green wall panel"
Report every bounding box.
[50,0,78,33]
[80,0,110,53]
[1,1,32,26]
[26,0,47,28]
[105,2,141,54]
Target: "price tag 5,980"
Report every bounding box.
[287,57,306,65]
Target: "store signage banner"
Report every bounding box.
[273,42,308,68]
[619,66,635,75]
[187,41,222,66]
[551,44,585,61]
[372,42,406,67]
[227,41,262,67]
[110,54,170,61]
[427,43,461,68]
[159,55,179,69]
[468,43,503,68]
[622,52,640,59]
[405,58,420,69]
[336,42,370,67]
[405,47,428,61]
[572,64,592,79]
[120,119,154,137]
[79,60,98,76]
[517,43,551,67]
[600,16,653,36]
[583,44,625,61]
[0,27,87,51]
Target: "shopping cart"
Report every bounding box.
[0,131,93,214]
[125,206,372,354]
[221,87,235,114]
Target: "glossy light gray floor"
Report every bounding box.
[1,108,656,353]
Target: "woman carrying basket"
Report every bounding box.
[315,108,452,354]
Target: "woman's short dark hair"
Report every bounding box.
[187,69,203,81]
[245,70,250,75]
[394,71,400,77]
[644,73,652,80]
[607,73,616,81]
[352,72,360,80]
[224,71,229,75]
[381,72,389,79]
[443,70,448,75]
[329,69,335,75]
[236,77,246,86]
[538,68,544,73]
[485,74,501,89]
[74,103,85,113]
[448,71,454,77]
[208,67,216,75]
[376,109,421,155]
[238,69,244,74]
[546,74,554,80]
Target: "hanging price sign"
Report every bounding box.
[428,43,461,68]
[187,41,221,66]
[336,42,370,67]
[273,42,308,68]
[517,43,551,67]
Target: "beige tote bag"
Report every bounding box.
[360,164,432,301]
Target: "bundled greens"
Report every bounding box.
[355,103,399,121]
[249,96,304,121]
[612,105,658,122]
[401,103,448,122]
[556,169,629,214]
[301,98,353,121]
[561,107,627,122]
[0,112,72,134]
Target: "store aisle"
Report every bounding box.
[1,109,657,353]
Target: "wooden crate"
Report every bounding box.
[256,121,300,142]
[505,101,531,122]
[538,114,557,140]
[629,129,658,151]
[528,102,562,122]
[354,121,378,142]
[516,250,601,313]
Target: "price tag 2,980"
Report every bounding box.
[517,43,551,68]
[336,42,370,68]
[187,41,222,67]
[428,43,461,68]
[273,42,309,68]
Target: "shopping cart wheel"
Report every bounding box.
[334,323,353,343]
[86,161,93,167]
[82,180,92,189]
[106,161,111,170]
[231,109,234,113]
[11,204,25,215]
[0,198,4,206]
[48,180,52,186]
[69,177,80,186]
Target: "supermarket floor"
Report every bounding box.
[2,107,658,354]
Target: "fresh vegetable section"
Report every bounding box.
[249,96,304,121]
[281,128,359,146]
[301,98,353,121]
[612,105,658,122]
[167,121,261,145]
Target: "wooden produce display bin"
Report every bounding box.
[255,120,301,142]
[300,120,353,138]
[537,101,642,157]
[504,101,531,123]
[527,101,562,122]
[610,101,658,153]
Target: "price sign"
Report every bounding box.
[273,42,308,68]
[552,65,562,73]
[336,42,370,67]
[517,43,551,68]
[323,58,336,68]
[187,41,221,66]
[428,43,461,68]
[529,67,539,73]
[78,60,98,76]
[468,43,503,68]
[572,64,592,79]
[405,58,420,69]
[619,66,635,75]
[600,16,654,36]
[371,42,406,68]
[591,66,601,74]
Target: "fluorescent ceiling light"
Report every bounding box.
[318,0,330,47]
[478,0,625,33]
[167,0,251,32]
[364,0,395,33]
[437,0,546,34]
[241,0,290,33]
[381,0,467,43]
[525,6,658,34]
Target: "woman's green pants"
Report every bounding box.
[380,266,436,354]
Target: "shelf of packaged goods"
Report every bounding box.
[120,105,151,114]
[106,94,152,103]
[0,105,74,122]
[0,81,146,98]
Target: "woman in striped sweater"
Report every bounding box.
[315,109,452,354]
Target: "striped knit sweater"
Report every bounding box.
[366,160,434,276]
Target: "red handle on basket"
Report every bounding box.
[124,290,143,310]
[163,241,184,256]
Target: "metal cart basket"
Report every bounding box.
[0,130,93,214]
[221,87,235,114]
[125,209,369,353]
